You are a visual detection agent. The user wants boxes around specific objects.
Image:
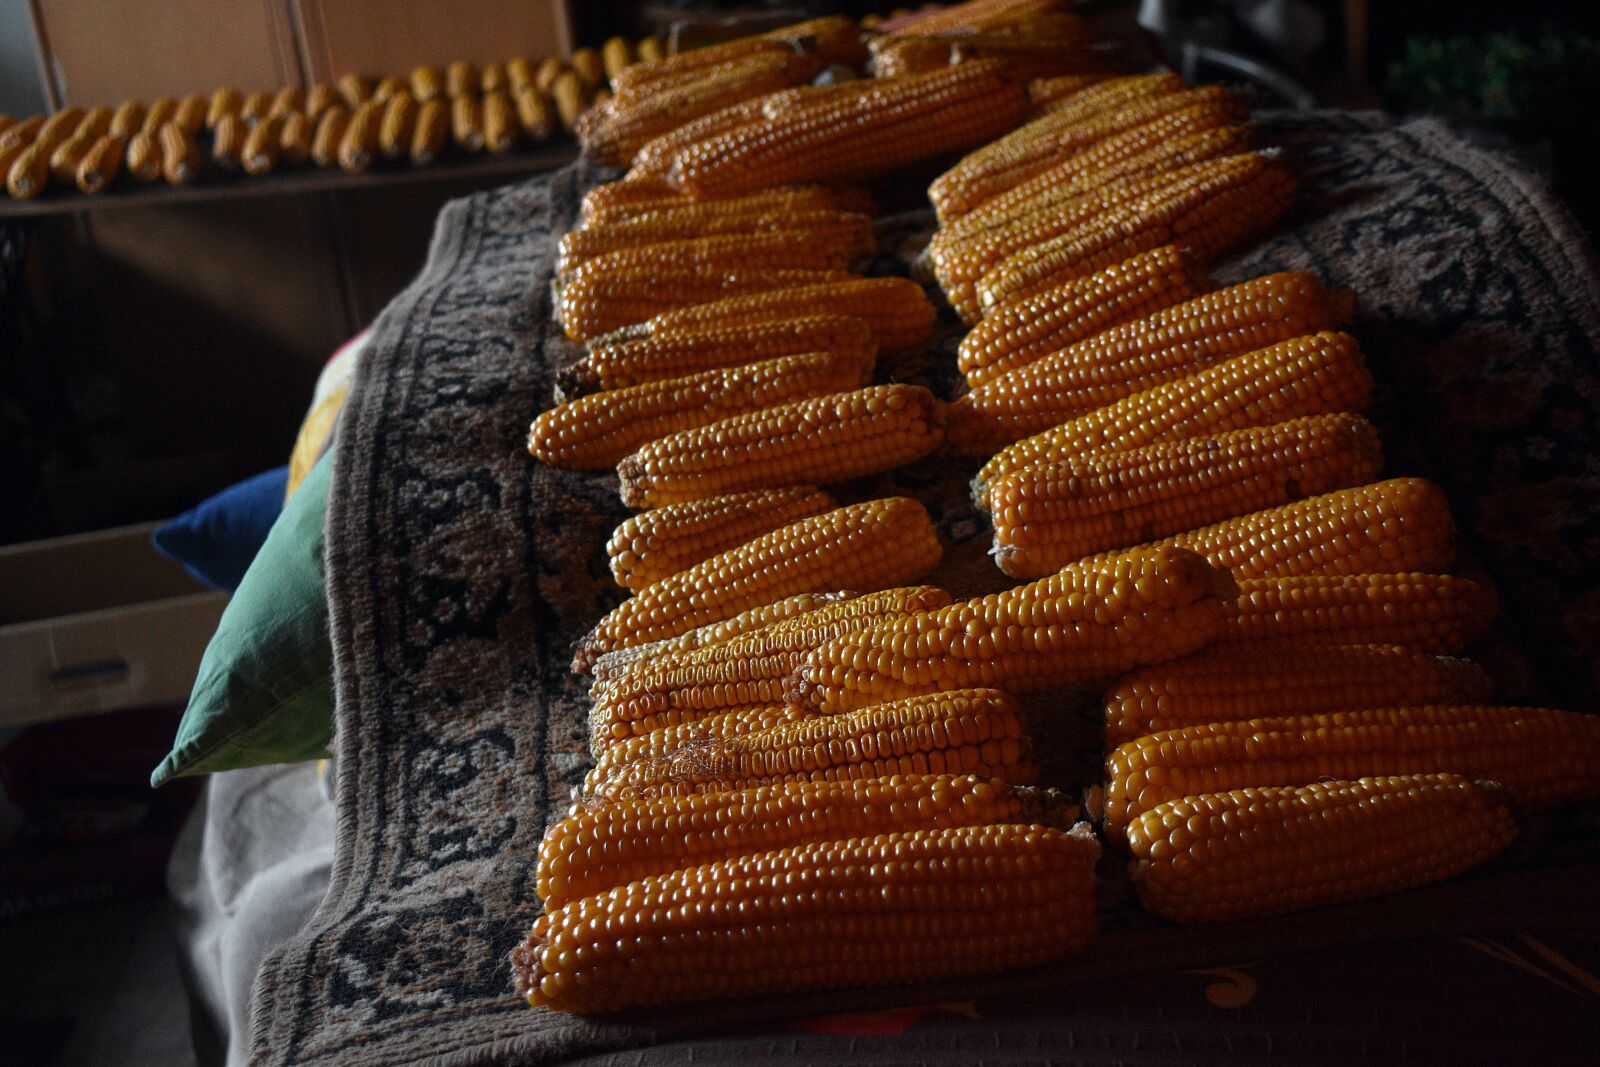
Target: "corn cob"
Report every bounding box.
[446,60,478,98]
[1220,573,1498,654]
[125,131,161,182]
[378,91,418,159]
[1129,775,1516,923]
[310,106,350,167]
[565,204,873,264]
[406,64,442,103]
[38,107,85,147]
[514,821,1098,1014]
[788,547,1227,713]
[670,60,1030,197]
[159,123,201,184]
[636,37,666,65]
[560,313,875,399]
[199,88,236,130]
[237,92,271,124]
[530,350,870,471]
[977,158,1296,315]
[338,73,373,108]
[0,140,28,186]
[477,91,514,152]
[607,486,838,591]
[505,57,537,93]
[583,703,799,777]
[476,62,505,94]
[48,135,92,184]
[450,94,484,151]
[619,384,945,508]
[568,47,604,91]
[543,774,1076,908]
[589,688,1037,799]
[602,275,932,359]
[557,209,873,277]
[168,95,205,136]
[71,106,111,142]
[241,114,284,175]
[5,142,49,198]
[582,52,824,167]
[407,98,449,163]
[278,111,312,164]
[872,34,1090,79]
[589,591,858,683]
[589,586,954,746]
[269,86,304,119]
[974,331,1372,507]
[958,247,1205,389]
[580,182,870,226]
[626,96,770,180]
[558,266,853,343]
[989,415,1384,579]
[101,101,142,140]
[338,100,383,173]
[928,73,1198,222]
[74,133,125,193]
[601,36,633,80]
[552,72,588,132]
[373,76,407,103]
[533,58,565,95]
[574,496,941,671]
[1101,705,1600,837]
[609,37,791,102]
[1028,72,1110,108]
[514,88,555,141]
[1103,644,1495,745]
[305,84,339,122]
[883,0,1071,36]
[0,115,43,151]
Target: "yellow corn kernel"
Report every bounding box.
[1220,572,1498,654]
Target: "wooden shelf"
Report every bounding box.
[0,143,579,219]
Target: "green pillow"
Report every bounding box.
[151,450,334,787]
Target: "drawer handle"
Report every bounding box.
[50,658,129,686]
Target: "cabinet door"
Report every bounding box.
[293,0,574,82]
[28,0,301,105]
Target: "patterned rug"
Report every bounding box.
[249,113,1600,1066]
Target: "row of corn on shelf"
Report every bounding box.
[511,0,1600,1020]
[0,39,663,200]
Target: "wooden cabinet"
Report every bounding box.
[293,0,574,81]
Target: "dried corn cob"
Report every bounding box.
[0,141,28,185]
[338,100,383,173]
[1221,573,1497,654]
[581,182,869,226]
[378,91,418,159]
[592,705,806,763]
[74,133,125,193]
[589,586,954,746]
[514,88,555,141]
[479,63,508,94]
[237,92,270,124]
[1129,775,1516,922]
[1028,72,1110,108]
[0,115,43,151]
[481,91,516,152]
[125,131,161,182]
[48,135,92,184]
[559,265,852,342]
[373,76,407,103]
[450,94,483,151]
[446,60,478,98]
[609,36,792,102]
[72,106,112,142]
[636,37,665,64]
[542,774,1076,908]
[171,94,204,133]
[626,96,770,179]
[410,65,444,102]
[582,51,822,167]
[159,123,201,184]
[409,99,449,163]
[108,100,145,138]
[872,33,1095,80]
[670,60,1030,197]
[1087,478,1457,582]
[607,486,837,591]
[241,115,283,175]
[310,106,350,167]
[557,209,873,277]
[1103,644,1495,745]
[529,350,870,471]
[974,332,1372,506]
[552,71,588,132]
[305,84,339,122]
[989,415,1383,579]
[975,151,1295,313]
[883,0,1070,36]
[601,37,633,80]
[513,821,1099,1013]
[570,47,604,90]
[589,591,858,683]
[574,496,941,671]
[203,89,239,130]
[928,73,1196,222]
[1100,705,1600,837]
[603,277,934,356]
[506,56,536,93]
[958,247,1205,389]
[589,689,1037,799]
[5,142,49,198]
[787,547,1228,713]
[278,111,312,164]
[533,57,565,95]
[618,384,945,508]
[269,85,304,119]
[560,313,875,399]
[38,107,86,146]
[337,74,372,108]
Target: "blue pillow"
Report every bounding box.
[153,467,290,591]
